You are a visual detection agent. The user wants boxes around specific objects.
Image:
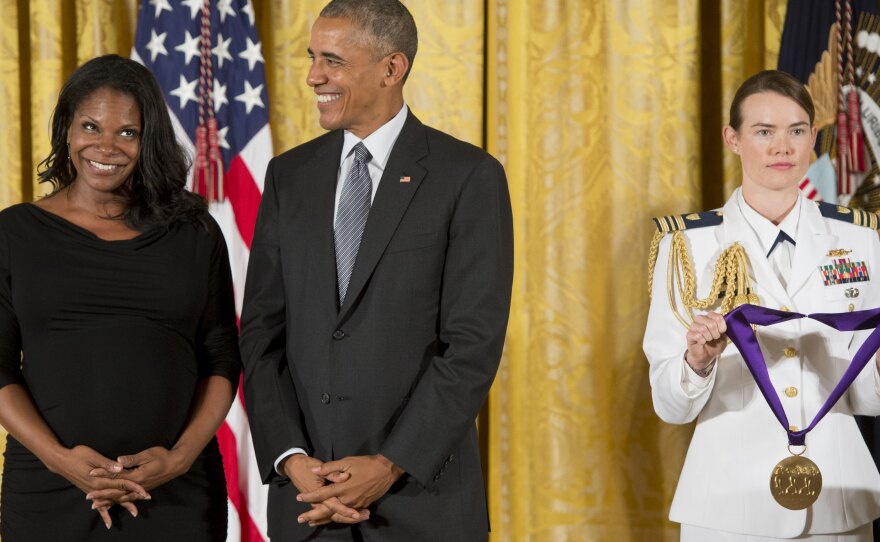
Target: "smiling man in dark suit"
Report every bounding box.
[239,1,514,540]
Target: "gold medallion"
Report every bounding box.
[769,455,822,510]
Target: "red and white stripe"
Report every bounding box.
[799,177,822,201]
[209,135,269,541]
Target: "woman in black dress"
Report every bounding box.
[0,55,240,541]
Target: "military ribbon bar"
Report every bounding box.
[819,258,869,286]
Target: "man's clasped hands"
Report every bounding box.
[283,453,405,527]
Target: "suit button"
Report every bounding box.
[781,305,790,312]
[321,393,331,404]
[783,347,798,358]
[784,386,798,398]
[332,330,345,340]
[849,303,856,312]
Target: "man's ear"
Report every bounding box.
[382,52,409,86]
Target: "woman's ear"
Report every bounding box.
[722,125,740,154]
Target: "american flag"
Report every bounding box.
[133,1,270,540]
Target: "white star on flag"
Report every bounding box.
[181,0,201,20]
[238,37,264,71]
[148,0,172,18]
[235,81,265,114]
[170,74,199,109]
[213,79,229,113]
[217,125,230,150]
[242,0,256,27]
[174,31,201,65]
[145,29,168,62]
[212,34,233,69]
[217,0,237,23]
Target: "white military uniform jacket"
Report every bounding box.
[644,189,880,537]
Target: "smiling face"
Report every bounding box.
[723,91,816,194]
[306,16,401,138]
[67,87,141,197]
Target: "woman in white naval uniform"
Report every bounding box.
[644,70,880,541]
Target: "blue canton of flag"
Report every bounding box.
[133,2,272,541]
[133,0,268,171]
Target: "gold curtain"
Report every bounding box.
[0,1,786,540]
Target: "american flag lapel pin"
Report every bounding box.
[399,176,411,183]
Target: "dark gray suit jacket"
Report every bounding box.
[240,112,513,541]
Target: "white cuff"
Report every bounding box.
[680,354,714,394]
[274,448,308,476]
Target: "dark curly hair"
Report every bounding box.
[37,54,207,229]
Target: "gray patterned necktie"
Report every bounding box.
[334,142,372,305]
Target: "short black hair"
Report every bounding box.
[320,0,418,80]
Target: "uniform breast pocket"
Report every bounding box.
[385,231,442,254]
[823,282,868,312]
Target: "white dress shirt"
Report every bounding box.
[737,189,800,290]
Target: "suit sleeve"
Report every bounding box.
[240,158,309,483]
[643,233,716,424]
[379,154,513,490]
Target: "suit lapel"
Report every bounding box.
[718,192,792,308]
[337,114,429,322]
[787,200,836,298]
[302,131,344,319]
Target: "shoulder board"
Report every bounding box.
[652,210,723,233]
[816,201,880,229]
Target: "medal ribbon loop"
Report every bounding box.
[725,304,880,446]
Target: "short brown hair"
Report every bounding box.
[728,70,814,130]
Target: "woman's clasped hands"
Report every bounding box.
[48,444,191,529]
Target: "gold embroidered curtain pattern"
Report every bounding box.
[0,1,785,539]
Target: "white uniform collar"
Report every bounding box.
[736,188,801,257]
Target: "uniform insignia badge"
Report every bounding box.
[845,287,860,298]
[651,210,722,233]
[827,249,853,257]
[817,201,880,229]
[819,258,870,286]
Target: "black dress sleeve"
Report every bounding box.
[194,219,242,384]
[0,220,22,390]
